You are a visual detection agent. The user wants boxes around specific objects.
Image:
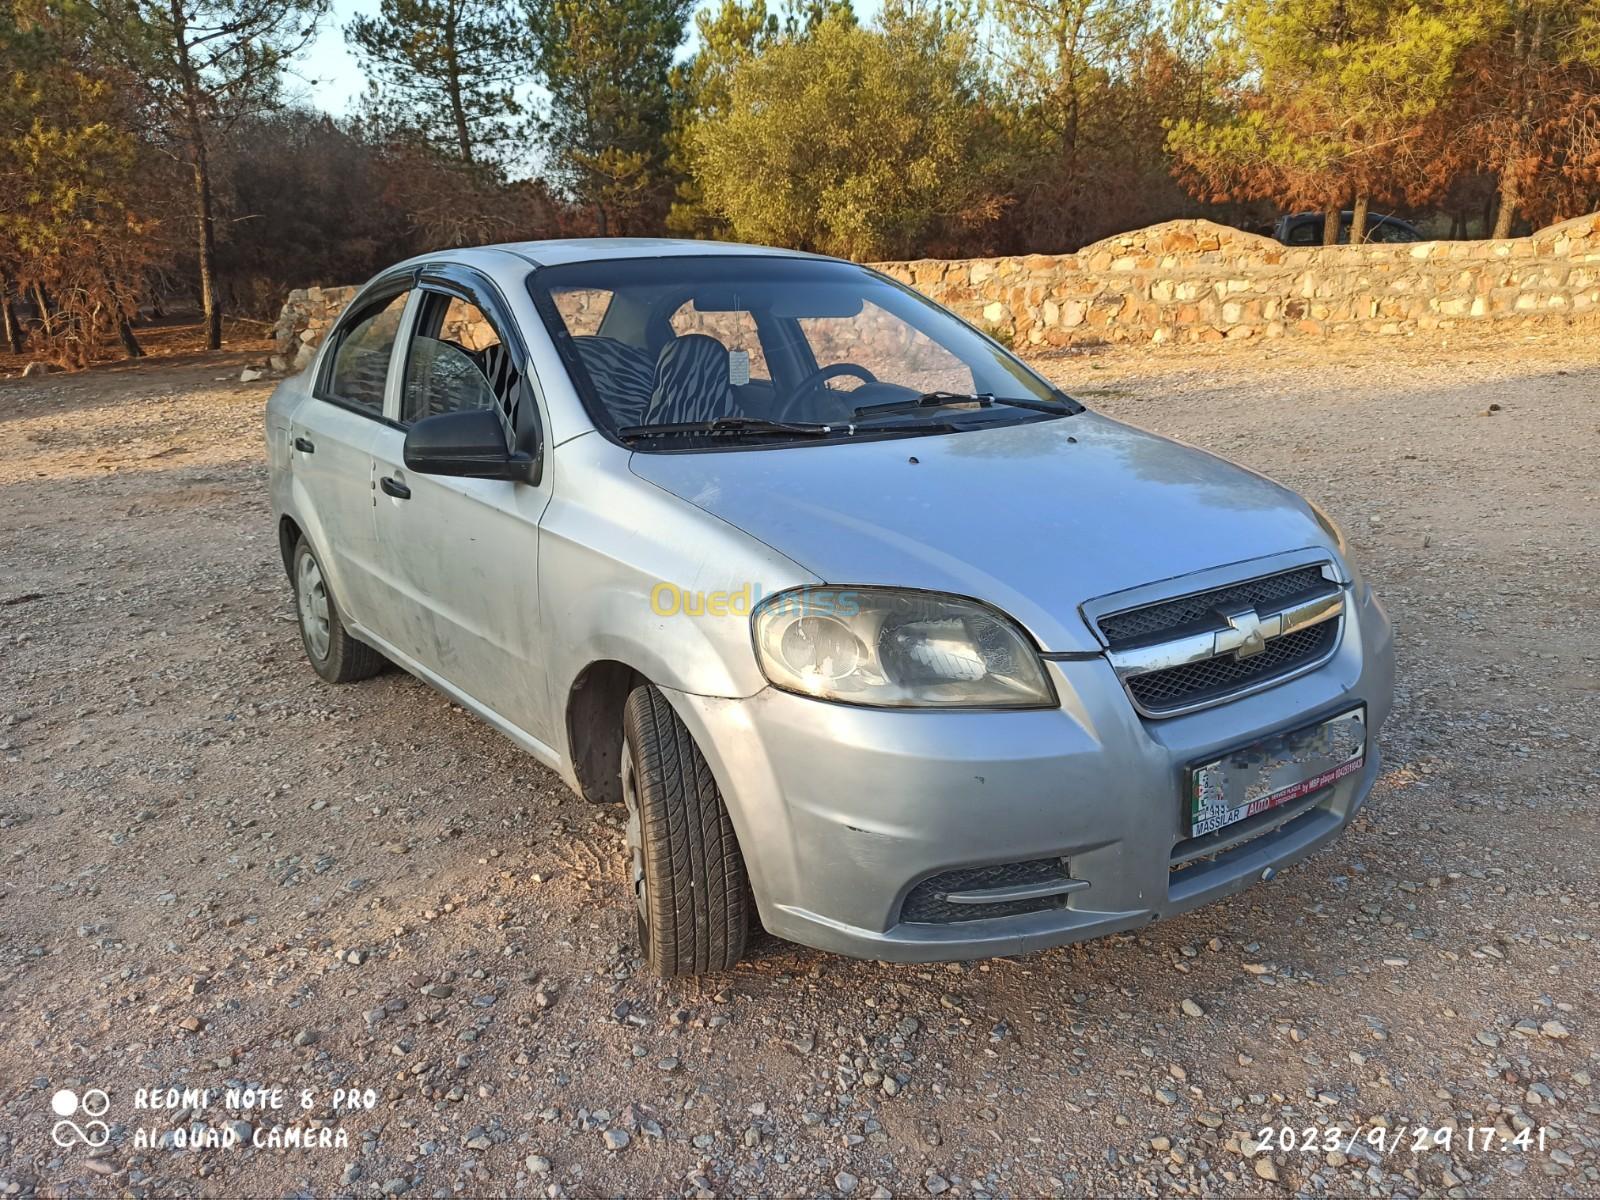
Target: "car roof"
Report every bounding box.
[477,237,837,268]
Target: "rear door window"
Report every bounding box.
[326,291,409,414]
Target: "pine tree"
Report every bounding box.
[1441,0,1600,235]
[1167,0,1482,243]
[523,0,694,235]
[80,0,325,348]
[2,1,167,363]
[346,0,528,166]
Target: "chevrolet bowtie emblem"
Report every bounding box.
[1214,606,1283,659]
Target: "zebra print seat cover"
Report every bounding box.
[645,334,737,427]
[572,336,655,427]
[474,342,517,412]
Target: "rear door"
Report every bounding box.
[368,270,556,742]
[291,285,413,626]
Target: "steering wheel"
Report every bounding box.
[781,363,879,421]
[792,362,878,396]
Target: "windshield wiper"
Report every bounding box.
[853,391,993,419]
[618,416,839,439]
[619,415,961,442]
[853,390,1080,420]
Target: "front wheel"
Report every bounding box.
[621,685,750,975]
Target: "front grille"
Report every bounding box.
[901,858,1073,924]
[1098,566,1330,646]
[1127,620,1338,713]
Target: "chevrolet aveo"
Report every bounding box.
[266,239,1395,976]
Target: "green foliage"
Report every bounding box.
[85,0,327,126]
[0,0,166,362]
[6,0,1600,369]
[73,0,327,346]
[523,0,694,234]
[685,6,1001,260]
[664,0,780,237]
[1166,0,1486,219]
[986,0,1212,251]
[346,0,527,165]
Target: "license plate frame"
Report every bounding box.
[1186,706,1366,840]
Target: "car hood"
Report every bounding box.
[627,412,1337,654]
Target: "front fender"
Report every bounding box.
[540,434,818,705]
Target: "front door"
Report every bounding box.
[368,282,555,744]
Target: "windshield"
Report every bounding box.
[526,255,1078,449]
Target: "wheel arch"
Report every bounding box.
[277,514,303,578]
[565,659,646,804]
[274,480,358,619]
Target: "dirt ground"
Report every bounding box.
[1,326,1597,1199]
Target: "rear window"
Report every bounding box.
[550,288,612,337]
[325,290,409,414]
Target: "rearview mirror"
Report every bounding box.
[403,409,538,484]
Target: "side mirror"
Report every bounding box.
[403,409,538,484]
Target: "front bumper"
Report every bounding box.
[667,583,1395,963]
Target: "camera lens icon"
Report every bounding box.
[50,1087,111,1148]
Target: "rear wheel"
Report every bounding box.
[621,684,749,975]
[292,539,383,684]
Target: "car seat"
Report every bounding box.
[573,335,656,428]
[644,334,737,427]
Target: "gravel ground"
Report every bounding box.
[1,328,1597,1199]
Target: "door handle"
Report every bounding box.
[293,436,315,453]
[380,476,411,500]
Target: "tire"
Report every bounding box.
[291,538,384,684]
[621,684,750,975]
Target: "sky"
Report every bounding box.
[289,0,382,115]
[289,0,887,116]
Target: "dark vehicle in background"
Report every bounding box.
[1273,212,1424,245]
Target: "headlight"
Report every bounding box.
[752,588,1056,708]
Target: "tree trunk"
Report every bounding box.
[33,282,55,336]
[1349,195,1369,245]
[172,0,222,350]
[1322,206,1342,246]
[1,281,22,353]
[116,311,145,358]
[1492,170,1518,238]
[189,143,222,348]
[444,0,474,162]
[1492,2,1541,242]
[445,67,474,163]
[92,242,144,360]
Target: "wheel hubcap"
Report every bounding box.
[620,741,648,932]
[296,554,331,661]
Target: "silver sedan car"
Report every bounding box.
[266,239,1394,976]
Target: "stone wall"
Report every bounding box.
[271,213,1600,364]
[270,285,360,372]
[876,213,1600,348]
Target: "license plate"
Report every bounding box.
[1187,707,1365,839]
